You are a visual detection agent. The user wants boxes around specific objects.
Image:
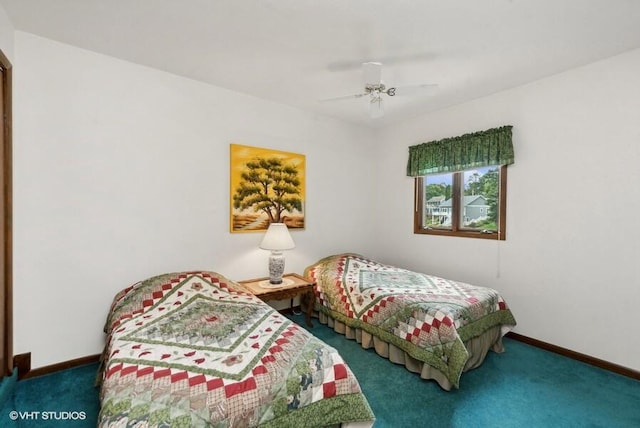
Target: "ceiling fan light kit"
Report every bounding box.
[368,95,384,118]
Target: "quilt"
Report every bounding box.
[98,271,374,427]
[305,254,517,388]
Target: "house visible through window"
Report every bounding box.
[415,165,507,240]
[406,126,513,241]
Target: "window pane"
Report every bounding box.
[414,165,507,240]
[459,166,500,231]
[423,173,453,229]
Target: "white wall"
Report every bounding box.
[374,48,640,371]
[12,32,376,367]
[0,4,13,61]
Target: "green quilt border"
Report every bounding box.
[259,393,375,428]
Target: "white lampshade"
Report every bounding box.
[259,223,295,251]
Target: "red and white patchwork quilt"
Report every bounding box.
[305,254,517,388]
[98,271,374,427]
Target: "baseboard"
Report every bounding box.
[12,353,30,380]
[505,332,640,381]
[17,354,100,380]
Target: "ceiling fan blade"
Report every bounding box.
[362,62,382,86]
[391,83,439,97]
[319,92,368,102]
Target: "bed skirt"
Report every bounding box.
[317,312,505,391]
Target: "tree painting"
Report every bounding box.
[230,144,305,232]
[233,158,302,222]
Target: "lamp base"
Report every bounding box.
[268,251,285,285]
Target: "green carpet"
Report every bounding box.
[1,316,638,427]
[0,362,99,427]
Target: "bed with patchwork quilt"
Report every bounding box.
[98,271,374,427]
[304,254,517,391]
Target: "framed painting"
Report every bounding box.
[230,144,305,233]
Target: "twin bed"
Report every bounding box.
[98,271,374,427]
[304,254,517,391]
[98,255,516,426]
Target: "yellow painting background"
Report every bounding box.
[230,144,305,232]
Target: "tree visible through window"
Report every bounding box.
[415,165,507,240]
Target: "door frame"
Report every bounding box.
[0,48,13,377]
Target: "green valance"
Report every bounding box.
[406,125,514,176]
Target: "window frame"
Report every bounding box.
[414,165,507,240]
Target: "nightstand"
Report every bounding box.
[238,273,316,327]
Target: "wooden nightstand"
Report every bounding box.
[238,273,316,328]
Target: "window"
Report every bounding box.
[414,165,507,240]
[406,126,514,241]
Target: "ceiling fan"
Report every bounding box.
[321,62,438,118]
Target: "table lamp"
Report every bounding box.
[259,222,295,284]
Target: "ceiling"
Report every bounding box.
[2,0,640,127]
